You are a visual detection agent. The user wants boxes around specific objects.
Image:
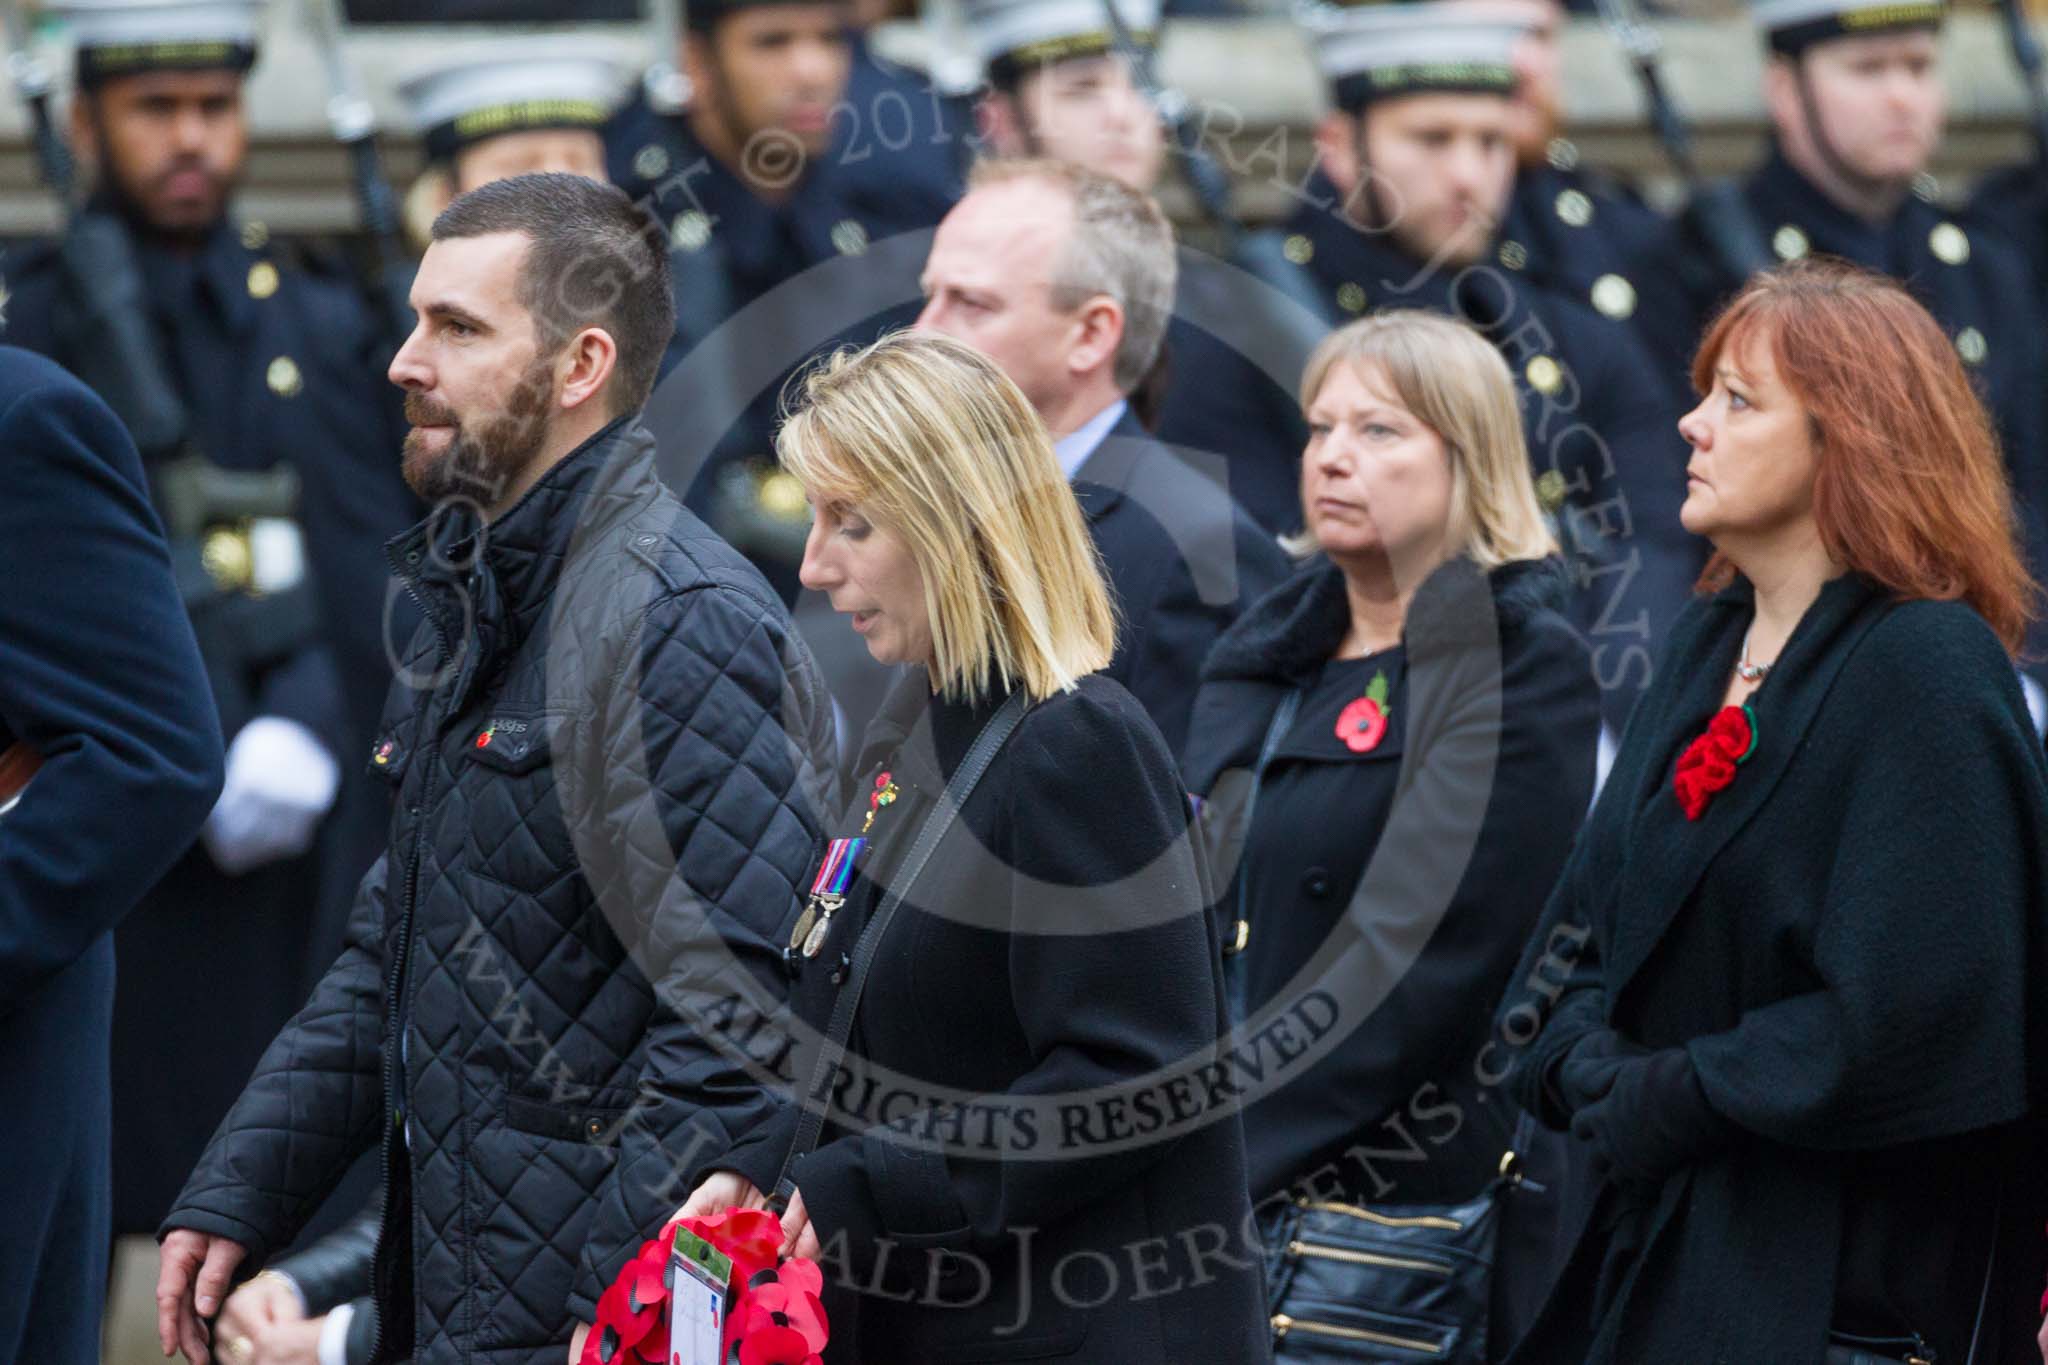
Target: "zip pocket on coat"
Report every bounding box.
[1272,1312,1449,1356]
[1286,1241,1455,1277]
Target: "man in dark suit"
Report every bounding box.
[914,157,1291,759]
[0,345,223,1363]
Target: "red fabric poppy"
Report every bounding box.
[690,1208,782,1280]
[768,1258,823,1299]
[739,1282,831,1353]
[627,1238,670,1315]
[1335,696,1388,753]
[736,1324,824,1365]
[1673,704,1757,820]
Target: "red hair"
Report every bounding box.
[1691,260,2037,657]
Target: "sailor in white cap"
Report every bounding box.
[963,0,1166,191]
[399,44,624,233]
[52,0,262,233]
[1707,0,2048,688]
[1162,0,1703,718]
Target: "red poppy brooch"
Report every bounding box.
[580,1208,828,1365]
[1335,670,1393,754]
[1673,703,1758,821]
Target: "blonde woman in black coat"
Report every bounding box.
[678,332,1269,1363]
[1182,311,1601,1359]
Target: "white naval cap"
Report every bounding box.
[960,0,1161,83]
[48,0,263,84]
[1306,1,1521,112]
[1751,0,1944,53]
[399,43,626,162]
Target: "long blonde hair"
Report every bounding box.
[777,331,1116,702]
[1289,311,1558,567]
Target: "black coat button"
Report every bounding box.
[1302,867,1332,898]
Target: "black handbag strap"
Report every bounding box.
[771,689,1031,1207]
[1226,687,1302,955]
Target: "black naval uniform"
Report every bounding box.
[1703,148,2048,669]
[1161,194,1701,723]
[607,106,939,601]
[1501,144,1699,403]
[1968,159,2048,314]
[1,213,413,1233]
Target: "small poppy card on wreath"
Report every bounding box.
[668,1225,733,1364]
[581,1209,829,1365]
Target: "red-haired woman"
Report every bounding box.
[1500,260,2048,1365]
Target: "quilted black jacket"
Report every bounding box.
[163,416,836,1363]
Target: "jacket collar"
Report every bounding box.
[1071,405,1155,521]
[852,667,1018,811]
[1746,145,1915,271]
[122,210,261,338]
[1603,570,1890,996]
[1203,555,1572,686]
[388,414,659,680]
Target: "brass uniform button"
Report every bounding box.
[670,211,712,252]
[1282,233,1313,266]
[1497,239,1528,271]
[1929,222,1970,266]
[240,220,269,250]
[757,469,808,521]
[201,527,254,591]
[1555,189,1594,228]
[1956,326,1988,366]
[246,261,279,300]
[267,355,303,398]
[1535,469,1568,511]
[1772,224,1810,262]
[1526,355,1565,396]
[633,143,671,183]
[831,218,869,256]
[1336,282,1367,314]
[1590,273,1637,320]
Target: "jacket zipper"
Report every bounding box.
[1285,1240,1454,1277]
[1271,1313,1447,1355]
[369,552,456,1365]
[1300,1199,1466,1231]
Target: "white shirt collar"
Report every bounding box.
[1051,398,1129,483]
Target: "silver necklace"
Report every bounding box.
[1736,628,1773,683]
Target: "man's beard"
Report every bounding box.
[94,128,232,241]
[401,349,558,508]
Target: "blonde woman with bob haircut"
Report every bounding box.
[679,331,1271,1364]
[1183,311,1600,1357]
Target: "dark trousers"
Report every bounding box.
[0,937,115,1362]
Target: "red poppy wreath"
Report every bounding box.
[580,1208,829,1365]
[1672,703,1758,820]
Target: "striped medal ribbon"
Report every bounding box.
[791,836,866,958]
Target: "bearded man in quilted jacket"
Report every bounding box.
[154,172,837,1365]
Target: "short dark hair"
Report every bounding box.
[431,172,675,417]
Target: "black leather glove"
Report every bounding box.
[1542,1027,1651,1126]
[1569,1047,1736,1187]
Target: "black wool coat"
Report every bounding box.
[1077,407,1294,763]
[1502,572,2048,1365]
[721,671,1272,1365]
[1181,557,1600,1208]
